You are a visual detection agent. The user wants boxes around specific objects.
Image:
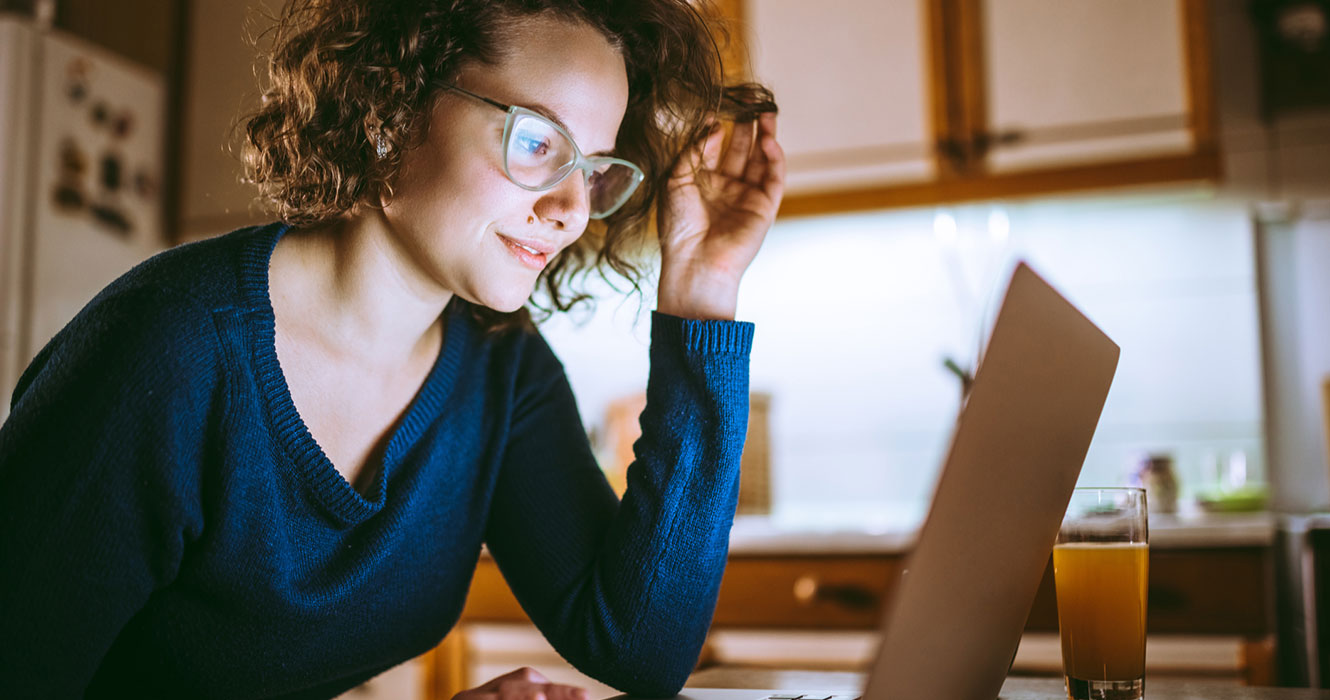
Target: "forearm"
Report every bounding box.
[608,313,751,665]
[487,315,753,696]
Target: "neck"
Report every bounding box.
[270,212,452,365]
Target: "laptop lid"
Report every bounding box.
[862,261,1119,699]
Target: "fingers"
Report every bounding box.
[700,121,725,173]
[457,667,588,700]
[758,114,786,202]
[473,667,549,693]
[759,109,777,140]
[671,120,724,187]
[543,684,591,700]
[686,112,783,210]
[495,680,588,700]
[740,112,784,204]
[741,113,775,186]
[719,118,756,178]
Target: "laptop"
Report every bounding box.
[661,261,1120,700]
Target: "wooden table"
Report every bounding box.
[684,668,1330,699]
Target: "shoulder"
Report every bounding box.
[7,225,277,411]
[46,224,277,354]
[11,285,224,414]
[106,223,277,311]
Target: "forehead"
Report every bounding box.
[458,15,629,154]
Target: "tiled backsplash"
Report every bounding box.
[538,191,1265,528]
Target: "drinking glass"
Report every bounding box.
[1054,487,1149,700]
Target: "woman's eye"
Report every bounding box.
[516,135,551,157]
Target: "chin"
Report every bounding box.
[486,298,529,314]
[466,283,536,314]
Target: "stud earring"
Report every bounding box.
[527,215,535,225]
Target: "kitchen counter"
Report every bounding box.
[726,511,1277,554]
[1285,512,1330,532]
[447,511,1283,696]
[683,668,1330,699]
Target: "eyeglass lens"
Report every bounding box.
[506,113,637,216]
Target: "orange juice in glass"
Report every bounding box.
[1054,487,1148,700]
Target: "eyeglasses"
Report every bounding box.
[445,84,645,219]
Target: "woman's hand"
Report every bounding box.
[452,667,589,700]
[657,112,785,320]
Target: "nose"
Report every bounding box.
[532,169,591,234]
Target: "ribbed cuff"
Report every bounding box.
[650,312,755,355]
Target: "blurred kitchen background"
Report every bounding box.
[4,0,1330,697]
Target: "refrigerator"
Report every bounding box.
[0,14,165,420]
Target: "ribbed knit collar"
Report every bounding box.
[236,222,473,527]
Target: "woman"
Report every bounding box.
[0,0,783,697]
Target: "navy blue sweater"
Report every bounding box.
[0,223,753,699]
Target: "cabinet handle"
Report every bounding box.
[792,575,879,611]
[937,130,1024,168]
[935,137,968,167]
[971,130,1025,157]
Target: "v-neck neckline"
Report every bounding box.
[238,223,472,526]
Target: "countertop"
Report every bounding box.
[726,511,1278,555]
[1283,512,1330,533]
[682,668,1330,699]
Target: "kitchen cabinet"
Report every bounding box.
[743,0,937,195]
[1271,514,1330,688]
[734,0,1220,216]
[1316,528,1330,688]
[1288,519,1330,689]
[976,0,1203,174]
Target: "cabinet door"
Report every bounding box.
[977,0,1203,173]
[745,0,937,194]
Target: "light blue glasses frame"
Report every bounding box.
[445,84,645,219]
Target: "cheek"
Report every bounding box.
[388,160,470,221]
[396,142,467,202]
[386,134,539,236]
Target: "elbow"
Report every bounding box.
[580,641,698,698]
[555,587,717,697]
[607,666,691,699]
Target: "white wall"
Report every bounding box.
[539,192,1267,527]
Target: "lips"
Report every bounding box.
[496,232,554,271]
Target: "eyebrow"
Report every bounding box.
[449,83,617,157]
[523,101,617,158]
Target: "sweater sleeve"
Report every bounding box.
[0,289,215,697]
[484,312,753,697]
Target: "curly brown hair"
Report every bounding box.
[242,0,775,332]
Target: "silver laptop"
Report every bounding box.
[664,261,1120,700]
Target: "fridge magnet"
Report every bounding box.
[51,136,87,212]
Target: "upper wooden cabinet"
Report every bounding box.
[744,0,937,194]
[977,0,1210,173]
[733,0,1220,216]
